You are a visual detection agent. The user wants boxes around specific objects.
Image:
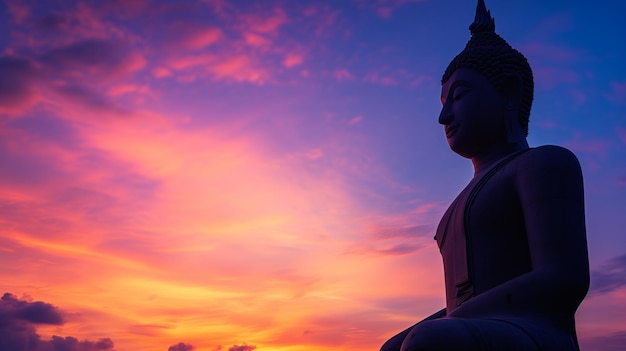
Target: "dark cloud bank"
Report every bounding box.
[214,345,256,351]
[168,343,194,351]
[189,343,256,351]
[0,292,113,351]
[1,292,257,351]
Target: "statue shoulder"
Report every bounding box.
[514,145,584,201]
[517,145,583,174]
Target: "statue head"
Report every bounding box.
[441,0,534,138]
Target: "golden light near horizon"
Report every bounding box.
[1,0,625,350]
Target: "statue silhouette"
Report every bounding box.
[380,1,589,350]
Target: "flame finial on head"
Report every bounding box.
[469,0,495,35]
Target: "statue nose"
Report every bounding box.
[439,104,453,125]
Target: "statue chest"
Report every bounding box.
[435,153,532,313]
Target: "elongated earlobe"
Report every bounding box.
[505,107,525,144]
[502,73,525,143]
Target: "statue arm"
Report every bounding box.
[448,145,590,319]
[423,307,447,320]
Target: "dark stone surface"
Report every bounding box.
[381,1,589,350]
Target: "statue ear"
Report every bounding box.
[501,74,525,143]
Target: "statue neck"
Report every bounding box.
[471,139,529,176]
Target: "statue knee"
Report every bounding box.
[400,319,477,351]
[380,326,413,351]
[380,336,402,351]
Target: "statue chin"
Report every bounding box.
[380,0,589,350]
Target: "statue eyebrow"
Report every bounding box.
[450,80,472,91]
[442,80,472,103]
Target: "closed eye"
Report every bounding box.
[452,86,470,101]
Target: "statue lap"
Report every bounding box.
[382,317,580,351]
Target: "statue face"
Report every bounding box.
[439,68,506,159]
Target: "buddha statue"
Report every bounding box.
[380,1,590,350]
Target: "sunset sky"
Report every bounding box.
[1,0,625,350]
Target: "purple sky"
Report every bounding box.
[1,0,625,350]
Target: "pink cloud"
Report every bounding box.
[159,20,224,51]
[569,89,588,106]
[335,69,354,81]
[240,8,288,34]
[107,84,149,96]
[343,203,442,260]
[283,53,304,68]
[354,0,427,19]
[302,4,341,38]
[201,0,233,17]
[346,242,425,256]
[532,66,579,89]
[5,0,30,23]
[532,13,574,36]
[152,67,172,78]
[0,4,149,119]
[607,81,626,103]
[521,42,581,62]
[0,46,143,120]
[208,55,269,84]
[99,0,150,18]
[564,138,610,159]
[160,20,289,84]
[233,8,288,51]
[580,331,626,351]
[376,7,394,19]
[285,148,325,162]
[348,115,363,126]
[409,75,432,88]
[167,53,216,70]
[363,72,397,86]
[180,27,222,50]
[243,32,271,48]
[145,3,314,86]
[535,120,558,130]
[616,127,626,145]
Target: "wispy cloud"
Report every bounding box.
[590,253,626,295]
[2,1,624,350]
[579,331,626,351]
[0,56,39,116]
[531,66,580,89]
[521,42,582,63]
[564,136,610,160]
[617,127,626,145]
[353,0,428,19]
[607,81,626,104]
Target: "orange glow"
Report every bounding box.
[0,104,446,349]
[2,1,623,350]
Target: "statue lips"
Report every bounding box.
[445,125,459,138]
